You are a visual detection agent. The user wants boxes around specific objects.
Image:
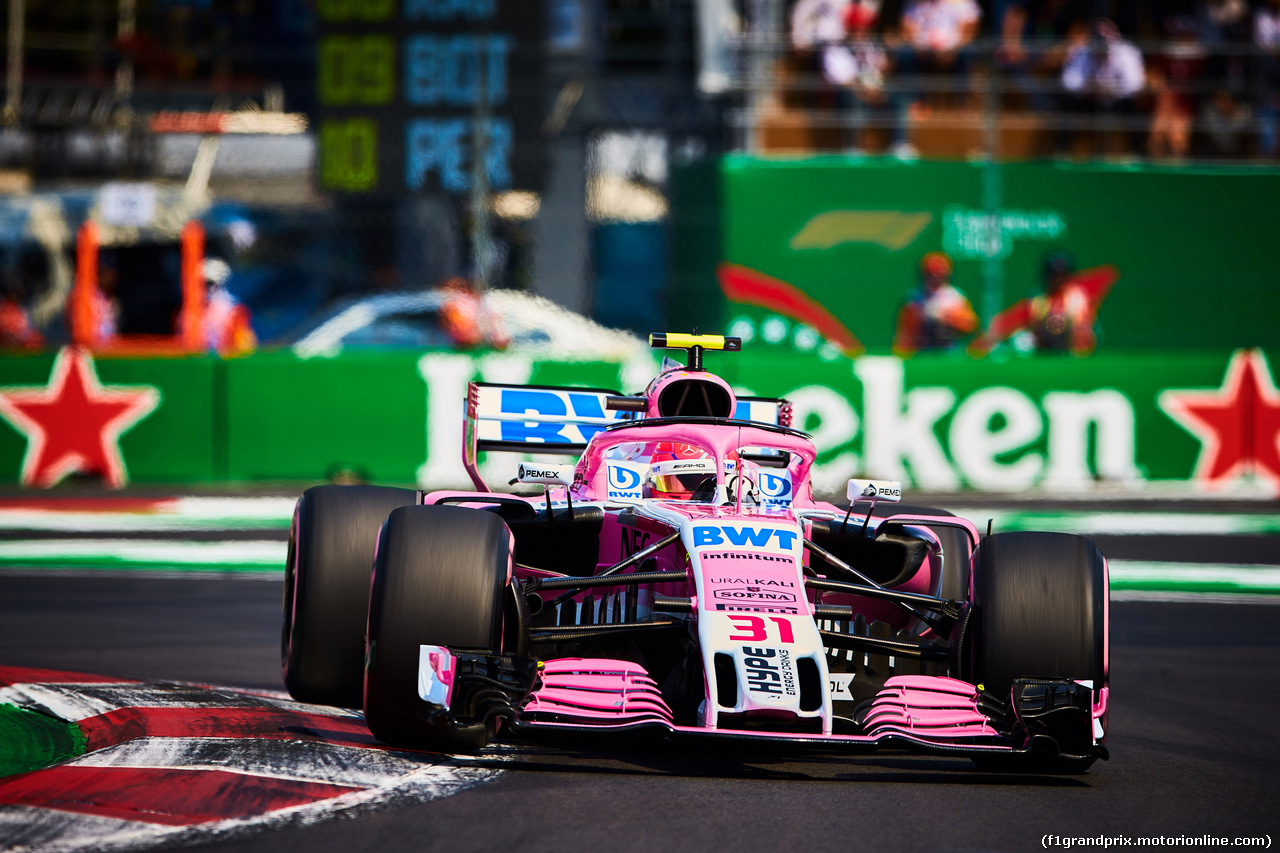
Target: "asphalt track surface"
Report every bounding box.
[2,529,1278,852]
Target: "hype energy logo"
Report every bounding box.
[607,461,647,501]
[692,525,799,553]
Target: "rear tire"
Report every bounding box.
[364,505,512,752]
[970,531,1108,773]
[282,484,417,708]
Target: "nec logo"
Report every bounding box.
[692,525,798,550]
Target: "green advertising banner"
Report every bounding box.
[221,351,645,484]
[0,346,1276,496]
[712,348,1279,494]
[0,350,217,485]
[713,157,1280,357]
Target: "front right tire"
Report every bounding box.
[363,504,512,753]
[969,531,1108,773]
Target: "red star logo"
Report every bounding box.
[1159,349,1280,492]
[0,347,160,488]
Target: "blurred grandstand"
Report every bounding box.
[0,0,1277,353]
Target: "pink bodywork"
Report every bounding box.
[523,659,674,725]
[435,373,1103,754]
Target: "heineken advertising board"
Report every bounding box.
[315,0,546,196]
[699,158,1280,356]
[0,347,1276,496]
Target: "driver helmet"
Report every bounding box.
[646,442,718,500]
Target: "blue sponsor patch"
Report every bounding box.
[488,388,621,445]
[606,461,647,500]
[757,472,794,507]
[692,525,798,551]
[733,399,781,424]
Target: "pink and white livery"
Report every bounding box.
[282,333,1110,773]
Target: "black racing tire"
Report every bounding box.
[282,484,417,708]
[970,531,1108,773]
[364,504,511,753]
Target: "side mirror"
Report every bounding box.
[846,479,902,504]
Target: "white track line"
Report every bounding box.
[0,540,285,564]
[1108,560,1280,589]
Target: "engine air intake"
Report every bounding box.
[657,379,734,418]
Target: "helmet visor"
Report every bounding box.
[648,458,718,500]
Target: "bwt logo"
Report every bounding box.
[757,473,793,501]
[693,526,798,550]
[496,389,620,445]
[608,465,642,491]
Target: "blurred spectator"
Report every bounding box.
[439,278,510,350]
[893,251,978,356]
[1200,87,1252,156]
[789,0,890,150]
[1194,0,1251,110]
[1198,0,1250,46]
[992,0,1089,111]
[202,258,257,357]
[1061,19,1145,155]
[894,0,982,140]
[791,0,855,107]
[791,0,854,69]
[1147,14,1204,158]
[900,0,981,69]
[0,277,44,351]
[836,1,891,149]
[840,1,889,103]
[969,251,1119,357]
[1257,0,1280,157]
[994,1,1039,108]
[90,259,120,348]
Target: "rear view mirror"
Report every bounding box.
[515,462,575,488]
[846,479,902,503]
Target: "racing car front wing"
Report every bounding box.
[415,647,1108,763]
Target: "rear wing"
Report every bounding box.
[463,382,792,490]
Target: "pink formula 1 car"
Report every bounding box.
[282,333,1109,772]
